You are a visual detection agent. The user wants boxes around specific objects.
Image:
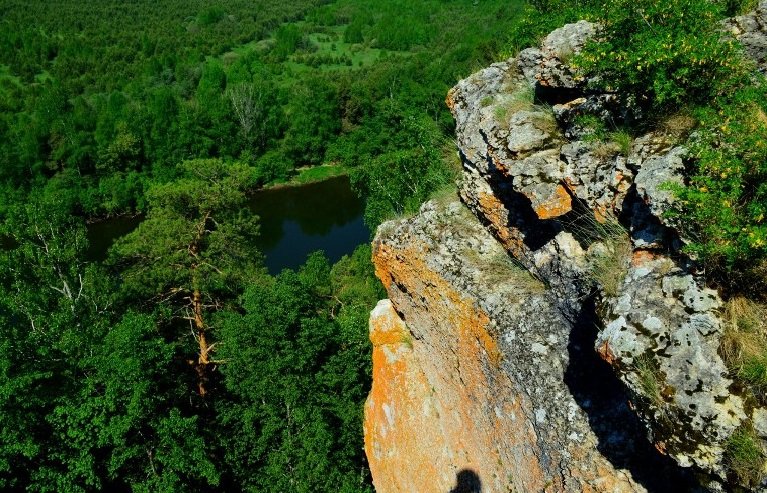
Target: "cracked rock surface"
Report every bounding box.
[365,7,767,492]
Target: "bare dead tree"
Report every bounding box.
[227,83,266,147]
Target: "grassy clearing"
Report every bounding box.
[266,164,348,189]
[721,297,767,402]
[222,22,398,76]
[726,424,766,488]
[292,164,348,184]
[285,24,401,72]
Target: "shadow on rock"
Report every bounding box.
[564,296,704,492]
[448,469,482,493]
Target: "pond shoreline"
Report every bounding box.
[263,164,349,191]
[85,171,368,271]
[84,164,350,226]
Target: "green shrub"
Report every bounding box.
[574,0,747,113]
[197,6,226,26]
[500,1,600,57]
[667,84,767,285]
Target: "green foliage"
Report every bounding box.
[0,195,93,490]
[274,24,307,58]
[254,148,294,184]
[349,109,459,226]
[197,6,226,26]
[43,313,222,492]
[667,84,767,285]
[500,1,593,57]
[0,169,377,491]
[110,158,262,301]
[575,0,747,112]
[726,424,766,488]
[0,0,529,218]
[343,19,366,44]
[216,250,377,492]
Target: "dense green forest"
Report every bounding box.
[0,0,530,490]
[2,0,766,490]
[0,0,529,221]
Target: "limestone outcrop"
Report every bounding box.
[725,2,767,72]
[365,7,767,492]
[366,200,684,492]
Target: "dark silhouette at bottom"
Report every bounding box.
[449,469,482,493]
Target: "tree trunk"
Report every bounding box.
[193,288,210,397]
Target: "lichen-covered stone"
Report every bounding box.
[596,256,746,478]
[368,6,767,492]
[633,147,686,223]
[365,200,648,492]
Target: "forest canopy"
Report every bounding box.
[4,0,763,489]
[0,0,528,490]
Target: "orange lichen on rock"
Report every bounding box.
[597,339,618,366]
[476,192,525,256]
[363,299,449,492]
[365,242,549,493]
[445,89,458,112]
[631,250,659,267]
[533,183,573,219]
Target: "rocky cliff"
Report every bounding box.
[364,8,767,493]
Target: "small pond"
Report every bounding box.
[248,175,370,274]
[86,175,370,274]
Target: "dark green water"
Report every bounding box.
[248,175,370,274]
[86,175,370,273]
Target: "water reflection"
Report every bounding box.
[247,175,370,274]
[84,175,370,274]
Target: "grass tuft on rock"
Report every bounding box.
[494,82,535,125]
[726,424,766,488]
[566,212,632,297]
[721,297,767,402]
[609,129,633,156]
[634,353,666,408]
